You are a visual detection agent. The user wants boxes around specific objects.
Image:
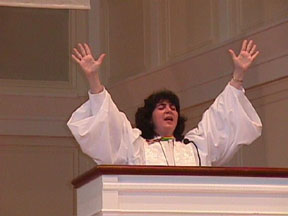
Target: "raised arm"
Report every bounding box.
[185,40,262,166]
[68,43,140,164]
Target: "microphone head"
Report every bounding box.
[183,138,190,144]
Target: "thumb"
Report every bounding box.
[228,49,236,59]
[97,53,106,64]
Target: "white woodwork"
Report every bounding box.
[0,0,90,9]
[76,174,288,216]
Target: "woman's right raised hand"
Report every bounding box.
[72,43,106,93]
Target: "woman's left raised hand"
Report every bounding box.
[229,40,259,89]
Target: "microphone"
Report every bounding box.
[182,138,201,166]
[183,138,191,145]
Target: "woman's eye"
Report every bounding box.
[170,106,176,110]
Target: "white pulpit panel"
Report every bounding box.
[72,166,288,216]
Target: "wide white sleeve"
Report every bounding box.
[67,89,141,165]
[185,83,262,166]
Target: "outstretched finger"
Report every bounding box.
[251,51,259,60]
[84,43,92,56]
[228,49,237,59]
[246,40,253,52]
[97,53,106,64]
[72,54,81,64]
[78,43,87,56]
[73,48,82,60]
[250,44,256,54]
[241,40,248,52]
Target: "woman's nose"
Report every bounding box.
[165,106,173,112]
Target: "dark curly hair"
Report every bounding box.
[135,90,186,141]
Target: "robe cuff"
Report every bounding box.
[228,82,245,95]
[88,88,107,115]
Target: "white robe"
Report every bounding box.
[67,83,262,166]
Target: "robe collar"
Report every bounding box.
[146,136,175,144]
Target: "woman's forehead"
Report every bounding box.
[156,99,175,105]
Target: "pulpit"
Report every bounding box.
[72,166,288,216]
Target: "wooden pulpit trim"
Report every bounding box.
[72,165,288,188]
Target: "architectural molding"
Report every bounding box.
[0,9,89,97]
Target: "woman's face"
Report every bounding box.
[152,100,179,137]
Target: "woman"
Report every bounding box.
[67,40,262,166]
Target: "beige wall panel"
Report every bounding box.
[242,78,288,167]
[239,0,267,31]
[0,93,87,136]
[239,0,288,32]
[143,0,168,69]
[259,97,288,167]
[106,0,146,85]
[0,7,69,81]
[267,0,288,21]
[167,0,214,58]
[0,7,91,97]
[0,139,78,216]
